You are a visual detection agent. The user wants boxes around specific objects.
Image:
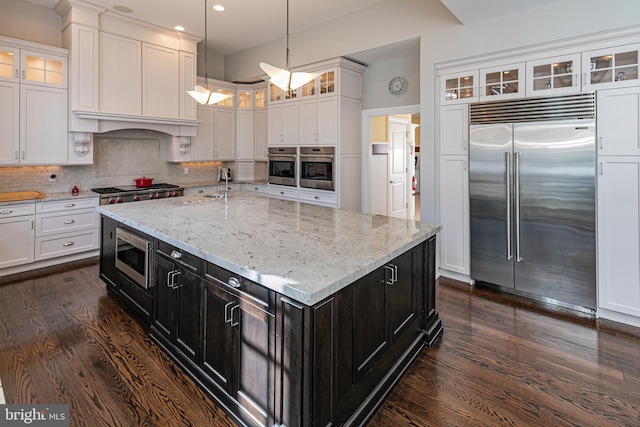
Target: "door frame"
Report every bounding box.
[361,104,420,214]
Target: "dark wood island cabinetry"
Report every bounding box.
[97,193,442,426]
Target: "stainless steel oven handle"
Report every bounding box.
[298,154,335,159]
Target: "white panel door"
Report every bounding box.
[267,104,283,145]
[253,109,268,161]
[282,102,299,146]
[597,156,640,317]
[597,87,640,156]
[236,110,254,160]
[440,104,468,155]
[215,108,236,160]
[439,155,469,275]
[191,106,214,161]
[179,51,197,120]
[100,33,141,115]
[388,121,407,219]
[0,215,34,268]
[298,98,317,145]
[0,81,19,164]
[142,43,179,118]
[317,96,338,145]
[20,85,67,165]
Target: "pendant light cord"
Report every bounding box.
[285,0,290,70]
[204,0,209,82]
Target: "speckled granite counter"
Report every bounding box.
[97,192,440,305]
[0,190,98,206]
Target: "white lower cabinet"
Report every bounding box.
[439,155,469,276]
[268,186,298,200]
[597,156,640,318]
[0,203,35,268]
[34,198,99,261]
[242,183,268,195]
[299,189,337,207]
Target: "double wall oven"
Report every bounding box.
[268,147,297,187]
[299,146,335,191]
[268,146,336,190]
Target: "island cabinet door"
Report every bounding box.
[202,272,277,427]
[201,277,236,394]
[153,248,202,364]
[386,246,420,344]
[352,266,389,381]
[99,216,118,291]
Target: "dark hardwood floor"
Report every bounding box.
[1,260,639,426]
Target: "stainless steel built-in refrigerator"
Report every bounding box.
[469,93,596,312]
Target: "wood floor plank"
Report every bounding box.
[1,261,640,426]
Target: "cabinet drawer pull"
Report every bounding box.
[224,301,235,323]
[63,241,75,247]
[64,203,75,207]
[167,270,181,289]
[63,219,75,224]
[0,209,13,215]
[228,277,241,288]
[170,250,182,259]
[314,196,320,200]
[230,304,240,327]
[384,264,398,285]
[280,191,285,195]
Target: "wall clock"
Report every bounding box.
[388,75,408,96]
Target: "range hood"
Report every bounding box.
[72,110,201,137]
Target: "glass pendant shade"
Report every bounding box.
[260,62,320,92]
[187,84,233,105]
[187,0,232,106]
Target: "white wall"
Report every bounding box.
[361,55,420,110]
[0,0,62,47]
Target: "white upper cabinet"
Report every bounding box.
[268,102,299,146]
[179,51,197,120]
[0,37,68,166]
[440,71,479,104]
[479,63,525,101]
[583,43,640,91]
[440,104,469,155]
[100,33,141,115]
[143,43,179,118]
[525,54,581,96]
[298,68,337,99]
[299,97,338,145]
[254,108,268,161]
[597,87,640,155]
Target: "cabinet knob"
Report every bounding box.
[170,250,182,259]
[228,277,241,288]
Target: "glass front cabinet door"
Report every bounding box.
[583,44,640,90]
[526,54,581,96]
[480,63,525,100]
[441,71,479,104]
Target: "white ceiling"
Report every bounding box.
[22,0,562,62]
[439,0,562,25]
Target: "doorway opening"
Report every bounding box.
[361,105,421,220]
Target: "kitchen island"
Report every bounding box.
[98,192,442,426]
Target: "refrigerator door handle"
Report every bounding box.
[505,152,512,261]
[514,152,522,262]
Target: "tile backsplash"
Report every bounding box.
[0,130,228,194]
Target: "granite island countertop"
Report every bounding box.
[97,192,441,306]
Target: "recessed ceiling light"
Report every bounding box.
[113,5,133,13]
[175,26,185,31]
[213,5,225,12]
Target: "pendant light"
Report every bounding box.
[259,0,320,92]
[187,0,233,105]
